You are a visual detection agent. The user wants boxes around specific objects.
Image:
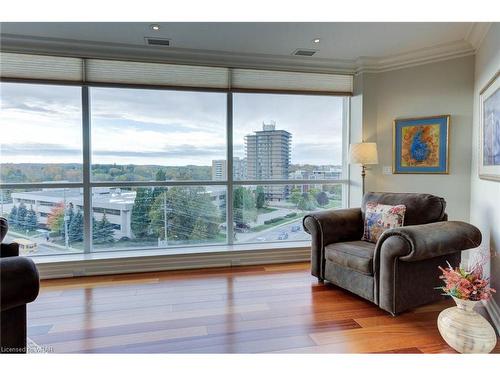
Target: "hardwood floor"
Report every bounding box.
[28,262,500,354]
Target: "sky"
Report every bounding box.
[0,82,345,167]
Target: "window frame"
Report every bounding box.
[0,78,350,255]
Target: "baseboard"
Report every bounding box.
[33,245,311,279]
[483,298,500,335]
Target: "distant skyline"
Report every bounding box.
[1,82,345,166]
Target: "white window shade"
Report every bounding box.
[231,68,353,94]
[0,52,352,94]
[0,52,83,81]
[85,59,230,89]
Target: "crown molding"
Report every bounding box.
[0,33,356,75]
[0,32,482,76]
[465,22,492,50]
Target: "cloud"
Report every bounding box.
[93,144,226,158]
[1,143,81,156]
[1,82,346,165]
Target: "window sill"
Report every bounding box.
[31,241,311,279]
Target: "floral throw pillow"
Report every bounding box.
[362,202,406,243]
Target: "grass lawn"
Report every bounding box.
[251,216,302,233]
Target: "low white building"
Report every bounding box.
[10,186,226,240]
[11,188,134,239]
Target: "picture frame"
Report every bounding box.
[479,70,500,181]
[393,115,450,174]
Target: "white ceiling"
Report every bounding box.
[0,22,491,73]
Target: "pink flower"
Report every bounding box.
[437,259,496,301]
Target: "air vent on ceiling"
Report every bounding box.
[144,37,171,47]
[292,49,317,57]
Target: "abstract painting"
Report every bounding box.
[393,115,449,174]
[479,71,500,181]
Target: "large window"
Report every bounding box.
[90,87,226,181]
[0,82,83,183]
[0,79,348,257]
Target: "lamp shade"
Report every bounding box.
[349,142,378,165]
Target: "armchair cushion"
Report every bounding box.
[325,240,375,275]
[362,202,406,243]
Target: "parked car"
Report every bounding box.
[278,232,289,240]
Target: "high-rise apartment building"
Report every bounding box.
[211,157,247,181]
[245,122,291,200]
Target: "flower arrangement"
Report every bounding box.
[437,258,496,301]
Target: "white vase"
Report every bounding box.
[437,296,497,353]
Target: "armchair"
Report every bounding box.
[0,217,40,354]
[303,192,482,315]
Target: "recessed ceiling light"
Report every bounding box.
[150,24,161,31]
[312,38,321,44]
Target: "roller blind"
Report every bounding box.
[0,52,83,81]
[231,68,353,93]
[85,59,230,89]
[0,52,353,94]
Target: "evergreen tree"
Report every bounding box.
[17,203,28,229]
[92,216,99,241]
[68,209,83,242]
[25,206,38,231]
[8,206,18,227]
[131,188,152,238]
[255,186,265,209]
[95,214,114,243]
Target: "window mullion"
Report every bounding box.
[226,92,234,245]
[82,85,92,253]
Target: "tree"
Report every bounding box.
[149,187,220,241]
[94,214,114,243]
[16,203,28,229]
[155,169,167,182]
[298,193,317,211]
[8,206,18,227]
[316,191,329,206]
[289,187,302,206]
[233,187,257,226]
[25,206,38,231]
[191,218,209,240]
[131,188,153,238]
[255,186,265,209]
[68,209,83,242]
[47,203,65,234]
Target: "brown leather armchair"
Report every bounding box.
[0,217,40,354]
[303,192,482,315]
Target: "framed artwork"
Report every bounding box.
[393,115,450,174]
[479,70,500,181]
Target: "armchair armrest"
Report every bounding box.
[376,221,482,263]
[374,221,481,314]
[1,242,20,258]
[0,257,40,312]
[303,208,363,278]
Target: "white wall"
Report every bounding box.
[469,23,500,304]
[352,56,475,221]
